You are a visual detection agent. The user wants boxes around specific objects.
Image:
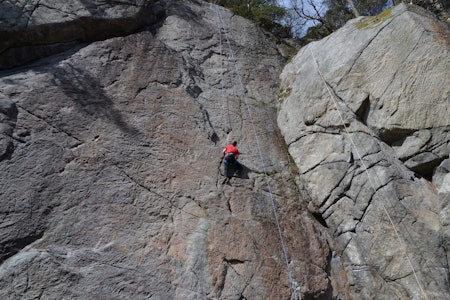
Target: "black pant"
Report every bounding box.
[223,155,243,179]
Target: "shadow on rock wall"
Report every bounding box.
[50,63,142,138]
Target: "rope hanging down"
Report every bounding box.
[309,48,429,300]
[216,6,231,138]
[215,5,300,300]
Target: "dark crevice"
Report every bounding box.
[378,127,416,145]
[0,98,18,161]
[1,231,44,263]
[195,103,219,145]
[356,95,370,125]
[0,138,14,161]
[0,98,19,119]
[224,258,247,265]
[407,155,445,181]
[226,199,232,214]
[210,132,220,144]
[186,84,203,98]
[311,211,328,228]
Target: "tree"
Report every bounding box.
[351,0,390,16]
[347,0,362,17]
[212,0,449,41]
[208,0,292,38]
[411,0,450,18]
[284,0,390,39]
[285,0,330,35]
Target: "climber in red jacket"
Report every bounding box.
[222,141,243,183]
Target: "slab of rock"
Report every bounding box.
[278,3,449,299]
[0,1,339,299]
[0,0,164,69]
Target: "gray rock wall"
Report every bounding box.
[0,0,164,69]
[278,3,450,299]
[0,1,340,299]
[1,1,448,299]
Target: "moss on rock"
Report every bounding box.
[355,7,394,29]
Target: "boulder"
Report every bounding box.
[278,3,449,299]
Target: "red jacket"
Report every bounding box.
[223,145,240,159]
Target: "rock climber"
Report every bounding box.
[222,140,243,183]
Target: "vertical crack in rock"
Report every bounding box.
[24,1,40,28]
[355,95,371,125]
[181,54,221,144]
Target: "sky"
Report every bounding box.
[277,0,327,36]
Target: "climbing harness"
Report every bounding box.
[309,48,429,300]
[215,5,300,300]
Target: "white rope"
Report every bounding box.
[309,47,428,300]
[216,5,231,142]
[216,6,300,300]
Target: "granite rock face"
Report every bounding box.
[278,3,450,299]
[0,1,338,299]
[1,1,448,299]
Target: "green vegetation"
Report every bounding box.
[301,0,388,40]
[278,86,292,104]
[355,6,394,29]
[210,0,450,41]
[207,0,292,38]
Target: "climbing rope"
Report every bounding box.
[309,48,429,300]
[215,5,300,300]
[216,5,231,141]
